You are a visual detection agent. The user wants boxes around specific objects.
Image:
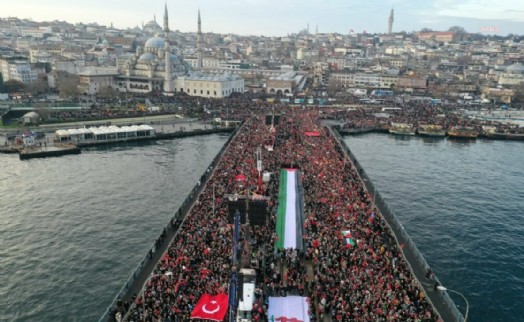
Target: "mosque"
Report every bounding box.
[115,4,244,98]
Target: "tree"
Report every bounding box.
[27,79,49,95]
[420,28,433,33]
[98,85,117,98]
[0,72,4,92]
[3,79,26,93]
[56,71,80,99]
[448,26,467,34]
[327,78,343,96]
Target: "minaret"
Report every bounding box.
[163,2,173,93]
[164,40,173,92]
[388,8,394,34]
[197,9,203,69]
[163,2,169,38]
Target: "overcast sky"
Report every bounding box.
[3,0,524,36]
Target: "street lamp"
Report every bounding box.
[437,286,469,322]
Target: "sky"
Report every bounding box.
[3,0,524,36]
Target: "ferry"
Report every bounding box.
[389,123,416,136]
[447,126,478,139]
[486,128,524,141]
[417,124,446,137]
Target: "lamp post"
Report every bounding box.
[437,286,469,322]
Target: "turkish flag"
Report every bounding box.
[190,293,229,321]
[235,174,247,182]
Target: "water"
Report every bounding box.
[344,134,524,322]
[1,132,522,322]
[0,134,229,322]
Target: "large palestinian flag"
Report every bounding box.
[275,169,305,250]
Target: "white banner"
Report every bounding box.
[268,296,310,322]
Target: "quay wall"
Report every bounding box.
[330,127,465,322]
[98,122,243,322]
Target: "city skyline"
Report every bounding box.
[2,0,524,36]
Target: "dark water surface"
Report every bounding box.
[1,132,522,322]
[344,134,524,322]
[0,134,229,322]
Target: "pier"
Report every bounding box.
[18,144,81,160]
[1,118,237,160]
[101,112,464,322]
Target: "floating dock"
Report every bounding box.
[18,144,81,160]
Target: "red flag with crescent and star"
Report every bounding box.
[190,293,229,321]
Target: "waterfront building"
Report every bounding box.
[266,71,305,95]
[78,68,119,95]
[175,73,244,98]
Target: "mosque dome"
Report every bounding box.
[506,63,524,74]
[144,20,162,32]
[145,36,165,49]
[138,52,157,61]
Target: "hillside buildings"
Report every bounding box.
[0,5,523,103]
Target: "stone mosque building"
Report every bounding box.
[116,4,244,98]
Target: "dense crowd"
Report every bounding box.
[119,107,441,322]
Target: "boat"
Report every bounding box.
[447,126,478,139]
[389,123,416,136]
[417,124,446,137]
[486,128,524,141]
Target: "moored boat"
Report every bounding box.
[486,129,524,141]
[447,126,478,139]
[389,123,416,136]
[418,124,446,137]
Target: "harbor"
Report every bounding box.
[0,116,237,160]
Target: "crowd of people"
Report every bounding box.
[118,106,442,322]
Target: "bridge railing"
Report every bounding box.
[329,126,465,322]
[98,122,243,322]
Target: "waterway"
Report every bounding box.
[0,134,229,322]
[1,131,521,322]
[344,134,524,322]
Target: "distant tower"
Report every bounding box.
[388,8,394,34]
[163,1,172,91]
[163,2,169,38]
[197,9,203,69]
[316,25,318,35]
[164,40,173,92]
